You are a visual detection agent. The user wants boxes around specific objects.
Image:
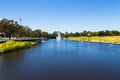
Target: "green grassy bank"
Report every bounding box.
[65,36,120,44]
[0,41,37,53]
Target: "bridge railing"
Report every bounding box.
[1,37,44,41]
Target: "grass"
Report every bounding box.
[0,41,37,53]
[65,36,120,44]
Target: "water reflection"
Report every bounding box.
[56,39,61,48]
[0,40,120,80]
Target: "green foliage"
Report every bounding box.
[24,42,32,48]
[15,45,24,50]
[1,18,120,39]
[0,41,37,53]
[42,31,49,38]
[49,31,58,37]
[0,18,32,38]
[63,30,120,37]
[31,29,42,37]
[4,46,15,52]
[0,18,48,38]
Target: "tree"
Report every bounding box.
[65,32,69,38]
[31,29,42,37]
[0,18,33,38]
[42,31,48,38]
[81,31,88,36]
[75,32,80,37]
[0,18,16,39]
[98,31,105,36]
[111,30,120,36]
[49,31,58,37]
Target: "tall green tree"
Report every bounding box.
[31,29,42,37]
[42,31,49,38]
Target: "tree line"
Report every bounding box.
[63,30,120,38]
[0,18,49,39]
[0,18,120,39]
[49,30,120,38]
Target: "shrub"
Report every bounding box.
[4,46,16,52]
[15,45,24,50]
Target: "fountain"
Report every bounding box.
[56,31,61,41]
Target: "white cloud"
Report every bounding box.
[0,18,3,20]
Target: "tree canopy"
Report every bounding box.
[1,18,120,39]
[0,18,49,39]
[64,30,120,38]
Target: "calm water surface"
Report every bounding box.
[0,39,120,80]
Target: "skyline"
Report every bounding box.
[0,0,120,33]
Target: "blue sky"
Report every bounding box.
[0,0,120,33]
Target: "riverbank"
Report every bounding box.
[0,41,38,53]
[65,36,120,44]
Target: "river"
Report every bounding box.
[0,39,120,80]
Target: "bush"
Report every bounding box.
[4,46,15,52]
[15,45,24,50]
[0,41,37,53]
[24,42,32,48]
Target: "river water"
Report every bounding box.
[0,39,120,80]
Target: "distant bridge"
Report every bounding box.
[0,37,46,42]
[14,37,43,41]
[0,40,6,43]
